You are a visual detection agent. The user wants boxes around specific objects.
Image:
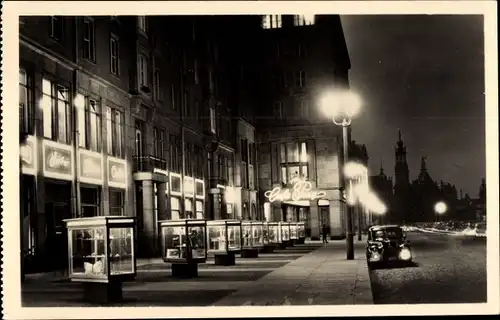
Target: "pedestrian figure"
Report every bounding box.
[322,224,328,243]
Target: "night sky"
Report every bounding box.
[340,15,485,197]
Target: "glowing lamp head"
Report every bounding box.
[344,161,368,179]
[319,89,363,120]
[434,201,447,214]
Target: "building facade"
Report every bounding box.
[19,14,353,271]
[254,15,352,240]
[369,165,393,224]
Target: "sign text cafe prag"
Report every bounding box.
[264,179,326,203]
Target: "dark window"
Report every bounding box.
[81,186,100,217]
[110,34,119,75]
[83,18,96,62]
[154,127,165,160]
[49,16,64,41]
[109,189,124,216]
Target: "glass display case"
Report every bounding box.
[280,222,291,242]
[262,222,270,245]
[290,223,299,240]
[206,220,242,253]
[159,219,207,263]
[64,216,136,283]
[297,221,306,244]
[267,222,281,244]
[241,221,264,249]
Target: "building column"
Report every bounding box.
[309,200,320,240]
[141,180,156,257]
[329,200,344,239]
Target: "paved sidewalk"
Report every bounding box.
[212,239,372,306]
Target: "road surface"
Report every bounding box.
[369,231,487,304]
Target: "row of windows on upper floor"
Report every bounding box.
[47,16,219,104]
[19,69,258,187]
[262,15,315,29]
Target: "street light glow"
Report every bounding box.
[434,201,447,214]
[354,185,387,215]
[319,89,363,120]
[344,161,368,179]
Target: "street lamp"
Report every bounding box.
[434,201,447,222]
[320,89,363,260]
[344,162,369,240]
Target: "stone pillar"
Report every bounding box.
[329,200,344,239]
[157,182,167,221]
[141,180,156,257]
[309,200,320,240]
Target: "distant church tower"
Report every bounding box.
[394,130,410,186]
[393,130,412,222]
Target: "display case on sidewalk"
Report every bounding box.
[64,216,137,303]
[279,222,291,249]
[267,222,281,245]
[297,221,306,244]
[206,219,242,266]
[159,219,207,277]
[290,223,299,243]
[260,222,277,253]
[241,221,264,258]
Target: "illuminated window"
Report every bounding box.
[77,97,101,152]
[19,69,34,135]
[293,14,315,27]
[300,142,308,162]
[196,201,204,219]
[279,141,309,184]
[106,107,124,158]
[42,79,70,144]
[171,197,181,220]
[185,198,193,219]
[262,15,282,29]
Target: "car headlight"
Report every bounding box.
[399,248,412,260]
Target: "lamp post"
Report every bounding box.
[434,201,447,222]
[320,90,362,260]
[344,161,369,241]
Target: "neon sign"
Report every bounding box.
[264,180,326,203]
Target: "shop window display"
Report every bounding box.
[262,222,270,245]
[206,220,242,253]
[290,223,298,240]
[267,222,281,244]
[65,216,136,282]
[160,219,207,263]
[297,221,306,238]
[280,222,290,241]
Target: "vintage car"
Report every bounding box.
[366,225,412,268]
